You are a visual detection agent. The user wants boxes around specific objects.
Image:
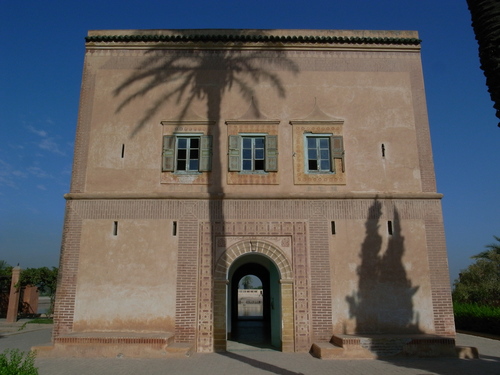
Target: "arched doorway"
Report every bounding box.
[228,258,278,349]
[213,240,294,352]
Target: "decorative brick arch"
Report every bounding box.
[214,239,293,281]
[212,239,295,352]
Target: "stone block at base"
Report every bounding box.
[165,343,195,357]
[456,346,479,359]
[32,332,193,359]
[311,342,375,359]
[311,334,460,359]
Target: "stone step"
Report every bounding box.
[456,345,479,359]
[34,331,184,358]
[310,342,344,359]
[165,342,195,357]
[312,334,462,359]
[55,331,175,345]
[331,334,457,358]
[311,342,375,359]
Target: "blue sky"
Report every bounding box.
[1,0,498,285]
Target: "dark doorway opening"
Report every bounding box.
[229,262,274,350]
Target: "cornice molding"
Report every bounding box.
[161,120,215,126]
[85,31,421,52]
[85,33,421,46]
[64,192,443,200]
[290,120,344,125]
[225,120,281,125]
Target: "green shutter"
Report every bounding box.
[265,135,278,172]
[228,135,241,171]
[162,136,175,172]
[199,135,212,172]
[330,135,344,172]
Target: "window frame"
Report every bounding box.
[162,133,212,174]
[303,133,344,174]
[175,136,201,173]
[228,133,278,173]
[241,135,266,172]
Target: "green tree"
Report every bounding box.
[0,261,12,302]
[471,235,500,260]
[453,236,500,306]
[241,276,253,290]
[19,267,58,315]
[0,260,12,277]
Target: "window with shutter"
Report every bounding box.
[162,135,212,173]
[305,134,344,174]
[228,134,278,173]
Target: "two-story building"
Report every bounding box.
[48,29,456,358]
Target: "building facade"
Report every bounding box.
[51,29,455,357]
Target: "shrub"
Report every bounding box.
[454,302,500,336]
[452,236,500,306]
[0,349,38,375]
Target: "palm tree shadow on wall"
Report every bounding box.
[112,32,299,197]
[346,199,421,334]
[110,31,299,350]
[113,33,299,139]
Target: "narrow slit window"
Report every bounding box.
[113,221,118,236]
[381,144,385,158]
[173,221,177,236]
[331,221,336,235]
[388,221,393,235]
[121,144,125,158]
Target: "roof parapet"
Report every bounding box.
[85,32,421,46]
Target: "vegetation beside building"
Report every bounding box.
[453,236,500,335]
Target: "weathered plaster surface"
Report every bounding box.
[54,30,454,355]
[73,219,177,332]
